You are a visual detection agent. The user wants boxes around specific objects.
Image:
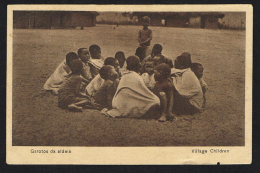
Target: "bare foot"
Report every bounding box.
[68,104,83,112]
[158,114,167,122]
[168,113,177,121]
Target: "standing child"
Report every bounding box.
[153,63,175,122]
[190,62,208,108]
[138,16,152,58]
[141,57,156,91]
[93,65,119,109]
[58,59,90,112]
[115,51,127,77]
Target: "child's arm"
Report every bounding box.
[107,80,118,109]
[80,76,91,84]
[81,68,92,82]
[75,77,90,98]
[138,30,142,43]
[165,82,174,116]
[139,30,153,45]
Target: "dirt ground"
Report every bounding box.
[12,25,245,146]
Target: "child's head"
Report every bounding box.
[174,54,191,69]
[89,44,101,59]
[126,55,141,73]
[115,51,126,68]
[142,16,150,28]
[78,48,90,63]
[190,62,204,79]
[69,59,83,75]
[66,52,79,65]
[104,57,120,74]
[99,65,118,81]
[154,63,171,82]
[135,47,146,62]
[152,44,162,56]
[181,52,191,59]
[154,54,166,66]
[144,57,156,75]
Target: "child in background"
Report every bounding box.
[93,65,119,109]
[154,63,175,122]
[86,57,120,97]
[141,57,156,91]
[58,59,90,112]
[115,51,127,77]
[138,16,153,57]
[88,44,104,78]
[43,52,79,95]
[190,62,208,108]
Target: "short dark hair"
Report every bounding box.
[181,52,191,59]
[66,52,79,65]
[89,44,101,56]
[154,63,171,79]
[115,51,125,60]
[142,16,150,22]
[104,57,117,66]
[176,55,191,69]
[126,56,141,72]
[190,62,203,71]
[135,47,146,62]
[99,65,114,80]
[152,44,162,53]
[77,48,87,55]
[69,59,83,74]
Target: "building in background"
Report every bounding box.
[13,11,99,29]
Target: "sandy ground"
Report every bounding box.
[12,25,245,146]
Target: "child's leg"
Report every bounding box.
[68,99,89,112]
[158,92,167,122]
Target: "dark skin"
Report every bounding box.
[154,70,175,122]
[138,20,152,46]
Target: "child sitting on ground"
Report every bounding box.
[93,65,119,109]
[88,44,105,78]
[190,62,208,108]
[171,54,203,115]
[58,59,91,112]
[153,63,175,122]
[141,57,156,91]
[78,48,92,81]
[141,44,173,73]
[86,57,120,97]
[43,52,79,95]
[135,47,147,62]
[115,51,127,77]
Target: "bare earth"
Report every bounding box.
[12,25,245,146]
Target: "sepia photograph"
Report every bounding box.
[7,5,252,164]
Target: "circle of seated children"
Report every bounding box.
[44,43,207,122]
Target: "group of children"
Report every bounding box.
[43,16,208,122]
